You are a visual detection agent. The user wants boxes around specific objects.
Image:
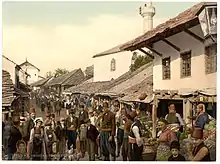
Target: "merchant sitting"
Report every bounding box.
[165,103,184,140]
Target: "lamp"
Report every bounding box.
[197,3,217,45]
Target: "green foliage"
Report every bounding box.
[130,55,153,72]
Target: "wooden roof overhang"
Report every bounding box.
[123,18,200,55]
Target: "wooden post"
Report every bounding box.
[152,96,158,138]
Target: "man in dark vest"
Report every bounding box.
[165,103,184,130]
[66,109,79,157]
[99,102,116,161]
[128,111,143,161]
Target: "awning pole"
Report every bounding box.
[152,95,158,138]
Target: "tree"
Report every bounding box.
[130,55,153,72]
[85,65,94,78]
[54,68,69,77]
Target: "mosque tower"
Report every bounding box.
[139,2,155,33]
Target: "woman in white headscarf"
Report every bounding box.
[28,117,48,160]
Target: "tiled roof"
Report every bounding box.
[64,81,111,95]
[31,76,53,87]
[45,69,85,87]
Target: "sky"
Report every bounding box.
[3,1,197,77]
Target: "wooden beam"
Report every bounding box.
[138,48,154,59]
[184,29,204,43]
[145,45,163,57]
[162,38,181,52]
[152,96,158,138]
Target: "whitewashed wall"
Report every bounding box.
[93,51,133,82]
[153,25,216,91]
[20,65,39,84]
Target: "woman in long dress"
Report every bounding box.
[156,118,177,161]
[28,117,48,160]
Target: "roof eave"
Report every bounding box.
[123,18,200,51]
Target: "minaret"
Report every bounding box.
[139,2,155,33]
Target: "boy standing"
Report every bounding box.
[86,119,99,161]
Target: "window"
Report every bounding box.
[162,57,171,79]
[205,43,217,74]
[110,58,116,71]
[181,51,191,78]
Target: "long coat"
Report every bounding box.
[8,125,22,154]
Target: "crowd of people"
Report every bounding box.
[2,94,216,161]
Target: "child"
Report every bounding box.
[12,140,28,160]
[168,141,185,161]
[86,119,99,161]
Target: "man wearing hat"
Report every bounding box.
[99,102,116,161]
[128,111,143,161]
[66,109,79,157]
[85,118,99,161]
[187,128,211,161]
[135,103,155,161]
[45,122,57,160]
[27,111,36,142]
[44,113,52,126]
[7,116,22,160]
[55,117,67,160]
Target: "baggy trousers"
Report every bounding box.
[87,139,96,161]
[67,130,77,150]
[116,128,124,155]
[122,137,129,161]
[129,143,143,161]
[100,131,116,161]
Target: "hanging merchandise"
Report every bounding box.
[207,102,212,111]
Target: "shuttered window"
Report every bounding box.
[205,44,217,74]
[162,57,171,80]
[181,51,191,78]
[111,58,116,71]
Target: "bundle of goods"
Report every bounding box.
[169,124,180,132]
[201,120,216,161]
[180,138,193,160]
[203,120,216,140]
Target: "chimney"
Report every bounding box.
[139,2,155,33]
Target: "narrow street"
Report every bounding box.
[32,99,123,161]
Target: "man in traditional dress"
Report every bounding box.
[116,108,126,157]
[135,103,155,161]
[55,118,67,160]
[128,111,143,161]
[45,122,57,160]
[66,109,79,158]
[194,104,210,130]
[165,103,184,130]
[99,102,116,161]
[7,116,22,160]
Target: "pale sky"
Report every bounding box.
[3,1,197,77]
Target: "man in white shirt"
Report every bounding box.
[128,111,143,161]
